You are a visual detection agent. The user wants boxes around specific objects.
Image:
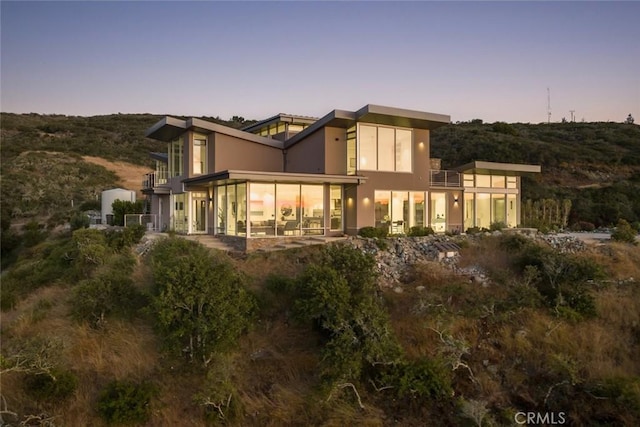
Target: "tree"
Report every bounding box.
[150,238,255,365]
[111,199,144,226]
[625,114,635,124]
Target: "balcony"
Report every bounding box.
[430,170,461,187]
[143,171,168,190]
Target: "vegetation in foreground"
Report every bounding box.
[1,228,639,426]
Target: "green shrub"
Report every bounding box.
[294,245,400,384]
[490,221,507,231]
[24,369,77,401]
[106,224,146,251]
[358,226,388,238]
[150,238,255,363]
[612,219,637,244]
[465,226,482,235]
[378,358,452,400]
[97,380,157,425]
[22,220,48,247]
[408,226,435,237]
[570,221,596,232]
[70,211,90,230]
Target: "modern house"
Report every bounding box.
[142,104,540,250]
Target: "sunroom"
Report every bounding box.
[183,170,365,240]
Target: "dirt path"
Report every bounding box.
[82,156,151,196]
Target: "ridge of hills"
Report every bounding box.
[1,113,639,227]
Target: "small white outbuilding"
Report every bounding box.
[101,188,136,225]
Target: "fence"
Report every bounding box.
[124,214,158,231]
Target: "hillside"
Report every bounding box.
[1,231,639,425]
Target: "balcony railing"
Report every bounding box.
[430,170,461,187]
[143,171,168,189]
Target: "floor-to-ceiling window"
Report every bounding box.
[357,124,413,172]
[249,183,276,236]
[506,194,517,227]
[173,193,186,233]
[464,193,475,231]
[492,194,506,225]
[217,186,226,234]
[330,186,343,231]
[430,192,447,232]
[168,138,183,178]
[391,191,409,233]
[374,191,391,230]
[476,193,491,229]
[191,192,207,233]
[301,185,324,235]
[193,136,206,175]
[410,192,426,228]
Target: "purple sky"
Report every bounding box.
[1,1,638,123]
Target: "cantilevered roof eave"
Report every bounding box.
[187,118,284,149]
[455,161,542,175]
[145,116,187,141]
[183,170,367,187]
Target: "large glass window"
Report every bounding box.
[476,193,491,229]
[237,184,247,236]
[301,185,324,235]
[173,193,186,233]
[217,186,226,234]
[410,192,425,228]
[226,185,237,235]
[193,136,206,175]
[374,190,391,231]
[430,192,447,232]
[464,193,475,230]
[168,138,183,178]
[277,184,300,236]
[249,183,276,236]
[391,191,409,233]
[492,194,506,225]
[395,129,412,172]
[476,175,491,188]
[357,124,412,172]
[330,186,343,230]
[359,125,378,170]
[377,127,395,171]
[491,175,506,188]
[347,126,357,175]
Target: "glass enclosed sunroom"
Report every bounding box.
[178,170,364,247]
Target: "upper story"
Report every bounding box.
[142,104,451,191]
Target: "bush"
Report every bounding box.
[97,380,157,425]
[612,219,637,244]
[408,226,435,237]
[378,358,452,400]
[24,369,77,401]
[570,221,596,232]
[465,226,483,235]
[490,221,507,231]
[358,226,388,238]
[105,224,146,251]
[22,220,48,247]
[70,211,90,230]
[150,238,255,364]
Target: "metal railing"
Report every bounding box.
[430,170,461,187]
[142,171,168,189]
[124,214,158,231]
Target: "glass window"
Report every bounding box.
[377,127,395,171]
[430,192,446,232]
[347,125,357,175]
[249,183,275,236]
[216,186,226,234]
[173,193,186,233]
[277,184,300,236]
[463,174,475,187]
[226,185,236,235]
[374,190,391,232]
[330,185,343,230]
[491,175,506,188]
[410,192,425,228]
[492,194,506,225]
[288,124,304,133]
[506,194,517,227]
[464,193,475,230]
[507,176,517,189]
[476,175,491,187]
[359,125,377,170]
[168,138,183,178]
[391,191,409,233]
[396,129,412,172]
[476,193,491,229]
[193,137,206,175]
[301,185,324,235]
[237,184,247,236]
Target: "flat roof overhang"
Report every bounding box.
[285,104,450,148]
[145,116,186,141]
[455,161,542,176]
[150,152,168,162]
[183,170,367,189]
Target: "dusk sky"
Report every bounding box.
[1,1,638,124]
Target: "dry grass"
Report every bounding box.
[82,155,150,196]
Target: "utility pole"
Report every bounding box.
[569,110,575,122]
[547,87,551,124]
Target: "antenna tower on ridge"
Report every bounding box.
[547,87,551,124]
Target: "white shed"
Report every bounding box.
[101,188,136,225]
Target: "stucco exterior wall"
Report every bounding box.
[213,133,283,172]
[324,127,347,175]
[285,128,325,173]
